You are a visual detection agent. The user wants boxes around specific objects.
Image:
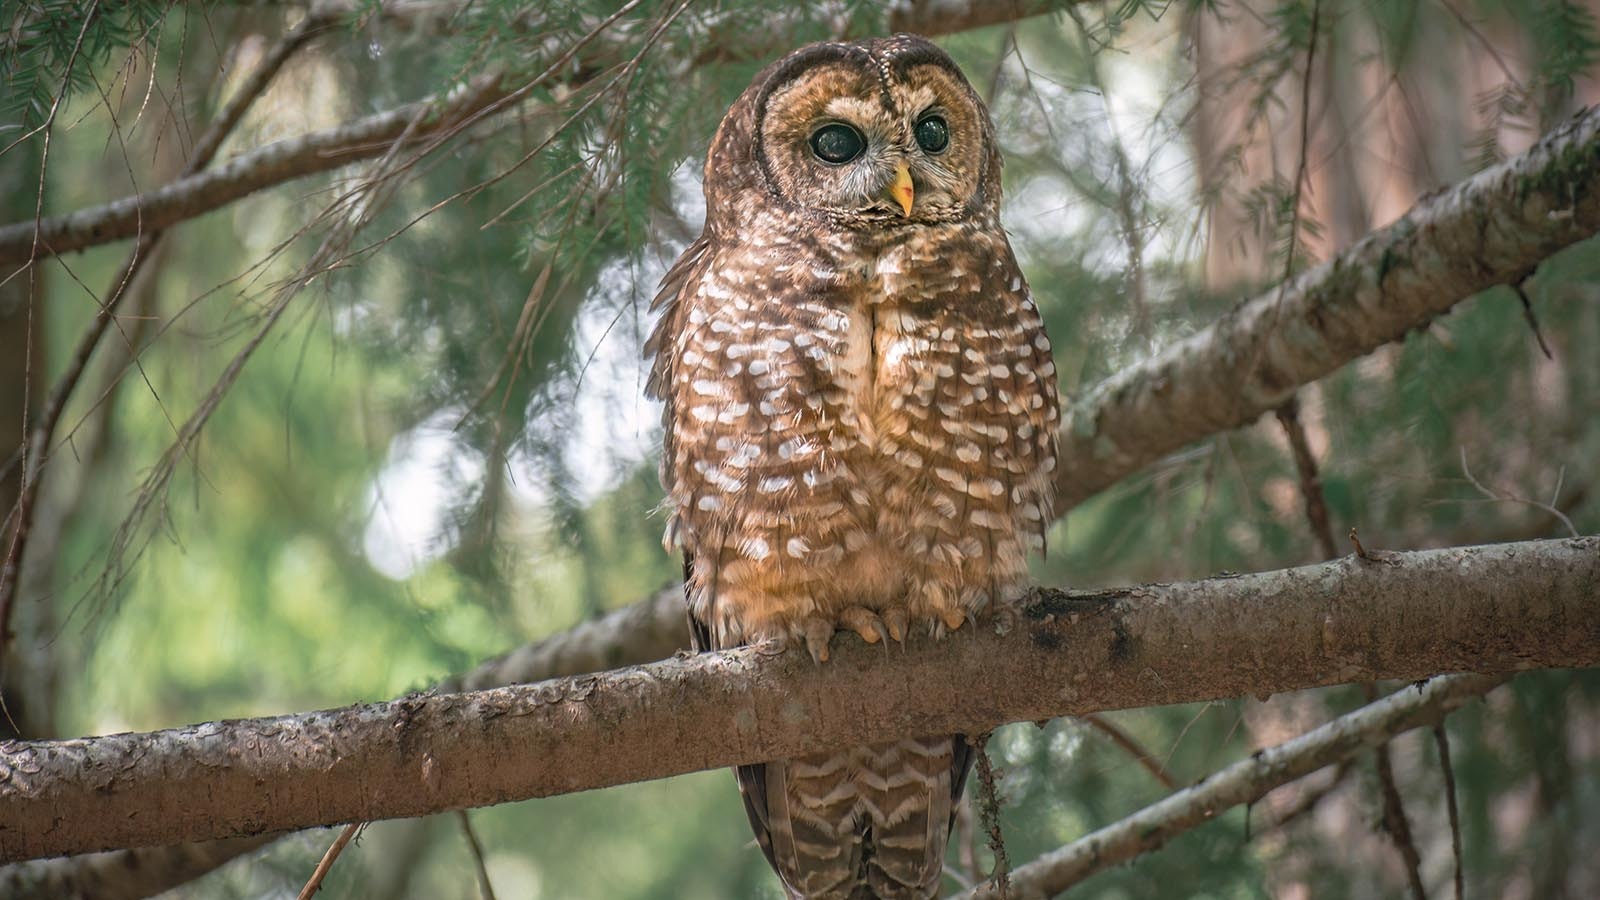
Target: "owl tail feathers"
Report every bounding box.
[758,754,868,899]
[745,737,965,899]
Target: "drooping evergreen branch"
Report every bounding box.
[0,0,1070,267]
[0,71,510,268]
[1052,103,1600,510]
[0,6,339,683]
[1,537,1594,862]
[955,673,1507,899]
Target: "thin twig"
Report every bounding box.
[1278,0,1322,285]
[972,733,1011,899]
[1081,713,1177,789]
[1275,395,1337,558]
[1364,683,1427,900]
[0,0,101,674]
[1065,4,1150,342]
[1512,282,1555,359]
[297,823,361,900]
[1349,527,1370,560]
[1459,448,1579,537]
[1434,725,1464,900]
[456,810,498,900]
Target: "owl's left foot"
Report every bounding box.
[838,606,891,647]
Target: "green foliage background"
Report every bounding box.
[3,1,1598,897]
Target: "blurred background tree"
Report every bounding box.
[1,0,1596,897]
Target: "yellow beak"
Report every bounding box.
[889,163,914,217]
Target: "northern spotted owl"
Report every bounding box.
[646,35,1059,899]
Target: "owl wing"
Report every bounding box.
[651,240,800,884]
[645,234,714,545]
[679,561,787,887]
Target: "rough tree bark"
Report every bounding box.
[1,537,1594,862]
[0,586,690,897]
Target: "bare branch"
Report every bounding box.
[1459,448,1580,537]
[295,823,360,900]
[1365,683,1427,899]
[456,811,498,900]
[1080,713,1176,790]
[957,674,1506,899]
[0,72,510,268]
[0,537,1594,862]
[0,586,688,898]
[1054,104,1600,510]
[1275,395,1337,558]
[1434,725,1464,900]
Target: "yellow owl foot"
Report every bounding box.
[881,608,908,643]
[791,607,912,662]
[929,607,970,640]
[838,606,891,647]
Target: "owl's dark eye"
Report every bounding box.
[809,123,865,164]
[914,114,949,154]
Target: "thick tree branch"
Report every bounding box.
[1053,104,1600,509]
[957,673,1506,899]
[1,537,1593,862]
[0,585,689,898]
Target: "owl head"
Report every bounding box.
[704,34,1002,231]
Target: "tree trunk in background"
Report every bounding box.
[1186,4,1600,897]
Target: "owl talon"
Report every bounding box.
[839,606,889,646]
[991,605,1019,636]
[882,609,908,644]
[940,608,967,633]
[800,617,833,664]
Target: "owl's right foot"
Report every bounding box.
[794,607,900,663]
[881,608,908,643]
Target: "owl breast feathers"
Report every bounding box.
[645,34,1059,899]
